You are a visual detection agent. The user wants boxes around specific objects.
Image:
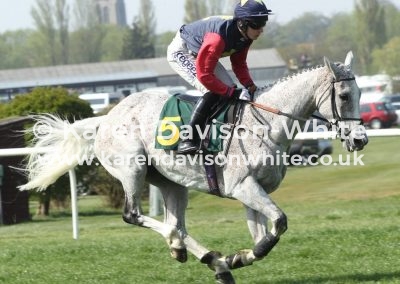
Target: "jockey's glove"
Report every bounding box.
[232,88,251,102]
[247,84,257,96]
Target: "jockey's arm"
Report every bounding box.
[230,47,256,93]
[196,33,236,97]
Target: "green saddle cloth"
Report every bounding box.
[155,94,230,152]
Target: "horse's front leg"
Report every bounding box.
[226,176,287,269]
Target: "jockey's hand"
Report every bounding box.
[247,84,257,96]
[232,88,251,102]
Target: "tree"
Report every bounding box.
[184,0,208,23]
[183,0,236,23]
[355,0,387,74]
[273,13,331,67]
[382,1,400,40]
[98,25,125,61]
[55,0,70,64]
[155,31,176,57]
[320,13,358,65]
[371,36,400,75]
[121,0,156,59]
[31,0,70,65]
[87,167,125,208]
[277,13,331,46]
[69,0,107,63]
[0,30,36,69]
[223,0,239,14]
[0,87,93,215]
[252,21,279,49]
[0,87,92,118]
[206,0,225,15]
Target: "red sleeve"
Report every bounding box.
[230,46,254,87]
[196,33,233,96]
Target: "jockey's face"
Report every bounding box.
[246,25,264,40]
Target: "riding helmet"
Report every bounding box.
[234,0,272,30]
[234,0,272,21]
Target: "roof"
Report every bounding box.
[221,48,286,69]
[0,48,287,90]
[0,116,31,131]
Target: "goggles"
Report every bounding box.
[246,18,267,29]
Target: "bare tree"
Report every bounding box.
[121,0,156,59]
[31,0,57,65]
[55,0,69,64]
[183,0,238,23]
[223,0,239,15]
[70,0,106,63]
[31,0,70,65]
[72,0,99,29]
[184,0,207,23]
[207,0,224,15]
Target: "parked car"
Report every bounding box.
[380,94,400,104]
[391,105,400,125]
[360,101,398,129]
[380,94,400,125]
[289,119,333,165]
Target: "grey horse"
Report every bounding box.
[21,52,368,284]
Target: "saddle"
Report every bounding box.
[155,93,243,197]
[155,93,239,152]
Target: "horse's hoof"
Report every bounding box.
[215,271,235,284]
[170,248,187,263]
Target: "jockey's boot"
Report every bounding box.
[177,92,219,154]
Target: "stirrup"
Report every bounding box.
[176,140,198,155]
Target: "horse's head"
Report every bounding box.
[317,51,368,152]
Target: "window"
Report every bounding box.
[95,85,114,93]
[375,103,384,111]
[86,99,106,105]
[360,104,371,113]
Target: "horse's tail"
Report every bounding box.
[19,114,105,191]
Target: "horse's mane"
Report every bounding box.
[258,61,351,92]
[258,65,324,92]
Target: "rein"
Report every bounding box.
[249,77,363,130]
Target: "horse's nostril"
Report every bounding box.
[353,137,367,150]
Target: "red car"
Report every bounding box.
[360,102,398,129]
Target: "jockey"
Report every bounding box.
[167,0,272,154]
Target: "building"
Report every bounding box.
[96,0,127,27]
[0,48,288,101]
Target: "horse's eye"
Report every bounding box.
[339,93,349,101]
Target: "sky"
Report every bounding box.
[0,0,399,34]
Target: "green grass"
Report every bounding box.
[0,137,399,283]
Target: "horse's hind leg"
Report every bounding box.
[148,170,188,263]
[149,171,235,282]
[245,206,268,243]
[184,235,235,284]
[101,157,188,263]
[100,159,146,225]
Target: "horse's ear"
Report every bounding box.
[344,51,354,69]
[324,56,339,81]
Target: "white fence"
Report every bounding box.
[295,128,400,140]
[0,128,399,239]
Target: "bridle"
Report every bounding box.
[249,77,363,137]
[328,77,363,125]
